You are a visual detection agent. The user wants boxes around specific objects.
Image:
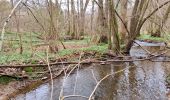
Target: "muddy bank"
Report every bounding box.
[0,80,41,100]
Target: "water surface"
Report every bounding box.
[14,46,170,100]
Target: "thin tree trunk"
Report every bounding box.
[124,0,149,53]
[67,0,71,34]
[108,0,120,54]
[98,0,107,43]
[47,0,58,53]
[120,0,128,43]
[90,0,95,41]
[0,0,23,51]
[11,0,23,54]
[71,0,76,38]
[79,0,90,37]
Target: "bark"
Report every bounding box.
[47,0,58,53]
[80,0,90,36]
[97,0,108,43]
[67,0,71,34]
[120,0,128,43]
[108,0,120,54]
[124,0,150,53]
[70,0,76,38]
[91,0,95,31]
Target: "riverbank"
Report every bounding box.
[0,35,170,99]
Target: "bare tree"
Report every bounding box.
[79,0,90,37]
[151,4,170,37]
[124,0,170,53]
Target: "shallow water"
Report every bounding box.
[14,46,170,100]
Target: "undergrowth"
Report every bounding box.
[137,34,168,42]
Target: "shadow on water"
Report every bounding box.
[14,46,170,100]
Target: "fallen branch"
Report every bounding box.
[151,60,170,62]
[0,61,93,68]
[0,50,168,68]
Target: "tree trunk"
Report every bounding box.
[47,0,58,53]
[120,0,128,43]
[97,0,108,43]
[124,0,150,53]
[108,0,120,54]
[70,0,76,38]
[67,0,71,35]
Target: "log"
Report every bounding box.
[0,61,93,68]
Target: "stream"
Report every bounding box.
[13,41,170,100]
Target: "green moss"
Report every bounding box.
[24,67,33,72]
[0,76,14,84]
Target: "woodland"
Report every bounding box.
[0,0,170,100]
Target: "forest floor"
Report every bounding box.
[0,36,108,99]
[0,32,170,99]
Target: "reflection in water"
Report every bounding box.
[14,61,169,100]
[14,46,169,100]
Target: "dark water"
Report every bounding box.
[14,44,170,100]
